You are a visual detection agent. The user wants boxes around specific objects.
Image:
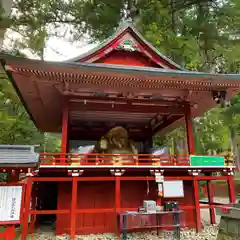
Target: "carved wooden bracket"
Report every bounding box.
[67,169,84,177]
[110,169,125,176]
[150,169,164,176]
[188,169,202,176]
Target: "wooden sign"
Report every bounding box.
[163,180,184,198]
[0,186,23,224]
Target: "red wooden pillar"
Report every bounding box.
[61,99,69,163]
[70,177,78,240]
[227,175,236,203]
[193,177,202,232]
[185,104,194,155]
[115,176,121,235]
[29,183,37,234]
[21,177,33,240]
[207,180,216,224]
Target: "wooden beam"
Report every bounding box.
[68,129,150,141]
[69,102,185,114]
[147,100,184,130]
[151,115,183,134]
[147,113,163,130]
[70,120,146,128]
[68,95,188,106]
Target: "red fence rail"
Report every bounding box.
[39,153,190,166]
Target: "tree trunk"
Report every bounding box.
[229,126,239,168]
[0,0,14,48]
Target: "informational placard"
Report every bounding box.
[0,186,23,223]
[155,174,164,183]
[163,180,184,198]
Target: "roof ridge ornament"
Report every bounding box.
[116,38,140,52]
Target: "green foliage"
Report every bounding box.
[0,51,60,152]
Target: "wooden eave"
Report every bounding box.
[65,21,185,70]
[1,54,240,135]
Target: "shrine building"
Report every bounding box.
[0,21,239,239]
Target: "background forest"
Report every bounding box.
[0,0,240,156]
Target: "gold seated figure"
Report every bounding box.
[94,126,138,165]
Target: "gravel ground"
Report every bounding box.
[55,224,219,239]
[30,221,219,240]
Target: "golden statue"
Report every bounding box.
[94,126,138,164]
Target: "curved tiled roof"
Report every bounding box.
[65,20,185,70]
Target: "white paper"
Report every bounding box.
[0,186,23,222]
[163,180,184,198]
[155,175,164,183]
[158,183,163,192]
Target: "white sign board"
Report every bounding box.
[0,186,23,223]
[155,174,164,183]
[163,180,184,198]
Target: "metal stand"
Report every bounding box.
[173,211,180,240]
[122,215,127,240]
[121,211,182,240]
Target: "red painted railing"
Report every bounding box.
[39,153,190,166]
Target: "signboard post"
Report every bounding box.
[0,186,23,224]
[0,185,24,240]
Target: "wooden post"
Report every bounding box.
[29,183,37,234]
[185,104,194,155]
[21,177,33,240]
[207,180,216,224]
[193,178,202,232]
[70,177,78,240]
[227,175,236,203]
[115,176,121,235]
[61,99,69,163]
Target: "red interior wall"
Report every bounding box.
[56,181,116,235]
[95,51,160,68]
[56,180,196,235]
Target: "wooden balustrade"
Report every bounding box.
[39,153,190,166]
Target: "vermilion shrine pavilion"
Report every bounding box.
[0,21,239,239]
